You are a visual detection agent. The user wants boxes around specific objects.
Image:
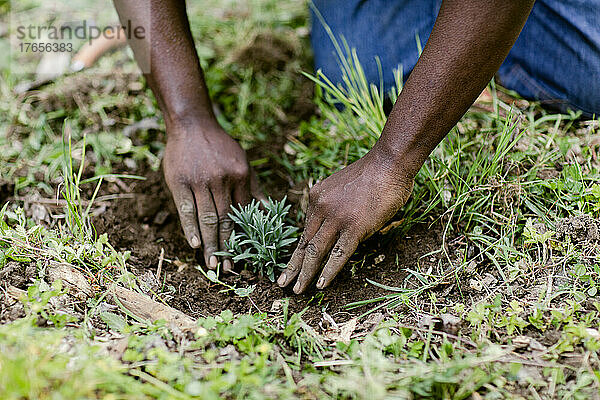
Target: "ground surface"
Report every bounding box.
[1,0,600,399]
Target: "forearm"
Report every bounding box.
[113,0,216,131]
[376,0,535,175]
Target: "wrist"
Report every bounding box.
[164,111,223,140]
[371,135,424,180]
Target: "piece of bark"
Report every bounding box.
[44,262,195,331]
[111,286,196,331]
[6,286,27,300]
[46,263,93,300]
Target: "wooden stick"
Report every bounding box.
[111,286,196,331]
[156,248,165,281]
[47,263,93,300]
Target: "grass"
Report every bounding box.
[289,19,600,316]
[1,0,600,398]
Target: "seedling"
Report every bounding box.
[217,197,298,281]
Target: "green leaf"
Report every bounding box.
[100,312,127,332]
[206,270,219,283]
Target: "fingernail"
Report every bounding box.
[209,255,218,269]
[277,273,287,286]
[293,281,302,294]
[223,259,233,272]
[70,60,85,72]
[317,277,325,289]
[190,236,200,248]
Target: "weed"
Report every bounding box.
[196,264,256,297]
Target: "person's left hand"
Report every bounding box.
[277,148,415,293]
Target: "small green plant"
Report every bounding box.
[197,264,255,297]
[217,197,298,281]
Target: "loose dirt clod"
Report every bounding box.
[0,262,36,289]
[555,214,600,244]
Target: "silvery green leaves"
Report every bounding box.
[217,197,298,281]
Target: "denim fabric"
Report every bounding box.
[311,0,600,116]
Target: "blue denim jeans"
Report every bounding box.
[311,0,600,117]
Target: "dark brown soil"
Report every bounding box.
[0,262,35,323]
[2,28,456,328]
[555,214,600,244]
[0,179,14,207]
[91,166,449,326]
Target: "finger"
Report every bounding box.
[171,185,201,249]
[277,213,323,288]
[316,231,359,289]
[193,187,220,270]
[214,189,234,273]
[292,225,337,294]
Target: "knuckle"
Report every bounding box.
[219,217,234,231]
[308,187,320,203]
[305,241,319,258]
[331,245,345,259]
[308,194,330,216]
[165,171,187,188]
[206,173,224,187]
[230,162,250,181]
[178,199,195,215]
[199,213,219,226]
[287,264,301,274]
[297,234,308,249]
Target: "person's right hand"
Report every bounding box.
[163,119,261,272]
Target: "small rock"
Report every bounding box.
[528,338,546,352]
[481,273,498,287]
[283,143,296,155]
[585,328,600,340]
[128,81,144,92]
[153,210,170,225]
[29,203,49,223]
[124,158,137,170]
[105,337,129,360]
[512,336,532,349]
[439,313,462,335]
[469,279,483,292]
[373,254,385,264]
[464,260,478,275]
[270,299,284,314]
[174,260,188,273]
[240,269,254,280]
